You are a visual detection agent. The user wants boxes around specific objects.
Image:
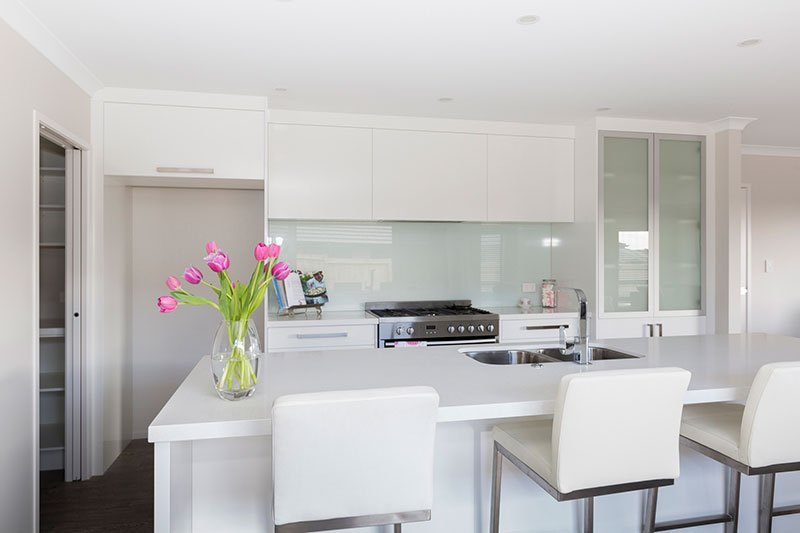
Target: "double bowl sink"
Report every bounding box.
[463,347,638,365]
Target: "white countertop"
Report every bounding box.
[148,333,800,443]
[266,310,378,328]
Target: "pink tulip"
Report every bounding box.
[166,276,181,291]
[184,266,203,284]
[206,241,218,254]
[254,243,269,261]
[272,261,291,281]
[205,251,230,273]
[157,296,178,313]
[267,243,280,258]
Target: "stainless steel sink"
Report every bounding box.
[463,349,562,365]
[463,347,639,365]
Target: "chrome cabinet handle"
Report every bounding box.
[296,332,348,339]
[525,324,570,330]
[156,167,215,174]
[657,323,663,337]
[647,323,654,337]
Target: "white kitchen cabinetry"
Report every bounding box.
[372,129,487,221]
[268,124,372,220]
[267,323,376,352]
[598,131,706,339]
[104,102,265,180]
[499,316,580,344]
[488,136,574,223]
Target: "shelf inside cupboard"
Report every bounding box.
[40,372,65,392]
[40,318,65,338]
[39,167,65,173]
[39,243,66,248]
[40,204,65,210]
[40,423,65,450]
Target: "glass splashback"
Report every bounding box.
[268,220,553,311]
[658,138,702,311]
[603,136,650,313]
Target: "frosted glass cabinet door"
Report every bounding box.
[602,135,650,313]
[658,137,703,311]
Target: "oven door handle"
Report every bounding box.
[421,338,498,347]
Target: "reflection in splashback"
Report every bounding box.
[268,220,553,311]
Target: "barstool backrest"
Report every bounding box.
[272,386,439,526]
[740,362,800,467]
[552,367,691,493]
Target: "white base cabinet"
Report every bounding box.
[595,316,706,339]
[267,323,376,352]
[499,316,580,344]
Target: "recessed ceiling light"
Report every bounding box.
[438,97,453,102]
[737,38,762,47]
[596,107,611,112]
[516,15,540,25]
[274,88,288,92]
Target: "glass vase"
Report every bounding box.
[210,319,262,401]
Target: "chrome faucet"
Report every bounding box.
[557,287,591,365]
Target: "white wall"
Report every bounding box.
[130,187,264,437]
[0,19,90,531]
[102,183,133,470]
[742,154,800,337]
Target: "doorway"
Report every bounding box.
[740,185,752,333]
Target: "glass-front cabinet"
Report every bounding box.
[598,131,705,338]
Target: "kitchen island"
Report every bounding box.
[149,334,800,532]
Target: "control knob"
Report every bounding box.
[477,324,485,332]
[457,325,465,333]
[447,326,455,334]
[487,324,495,332]
[407,327,414,335]
[467,325,475,333]
[396,327,404,335]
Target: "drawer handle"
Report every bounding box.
[156,167,215,174]
[296,332,348,339]
[525,324,570,331]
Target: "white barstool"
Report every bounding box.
[490,367,691,533]
[646,362,800,533]
[271,386,439,532]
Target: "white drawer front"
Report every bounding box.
[500,318,579,343]
[268,324,376,351]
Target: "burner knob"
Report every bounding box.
[447,326,455,334]
[396,327,404,335]
[487,324,495,333]
[407,327,414,335]
[457,325,465,333]
[477,324,485,332]
[467,325,475,333]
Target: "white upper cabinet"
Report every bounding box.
[372,129,487,221]
[268,124,372,220]
[104,103,265,180]
[487,136,574,222]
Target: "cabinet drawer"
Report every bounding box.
[104,103,264,180]
[268,324,376,351]
[500,318,579,343]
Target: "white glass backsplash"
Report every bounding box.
[268,220,553,311]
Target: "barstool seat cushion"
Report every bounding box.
[492,419,556,488]
[680,403,744,462]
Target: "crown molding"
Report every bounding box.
[708,116,758,133]
[742,144,800,157]
[1,0,103,95]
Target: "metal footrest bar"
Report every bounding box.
[772,504,800,517]
[654,513,733,531]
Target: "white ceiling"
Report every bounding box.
[15,0,800,146]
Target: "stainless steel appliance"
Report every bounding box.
[366,300,500,348]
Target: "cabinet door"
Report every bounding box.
[595,318,653,339]
[268,124,372,220]
[372,130,487,221]
[653,316,707,337]
[104,103,265,180]
[657,137,703,312]
[601,134,652,314]
[488,136,574,222]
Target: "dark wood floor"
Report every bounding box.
[40,439,153,532]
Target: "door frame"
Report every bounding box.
[33,111,92,530]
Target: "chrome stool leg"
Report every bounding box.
[759,473,776,533]
[393,524,401,533]
[642,487,658,533]
[725,468,741,533]
[490,444,503,533]
[582,497,594,533]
